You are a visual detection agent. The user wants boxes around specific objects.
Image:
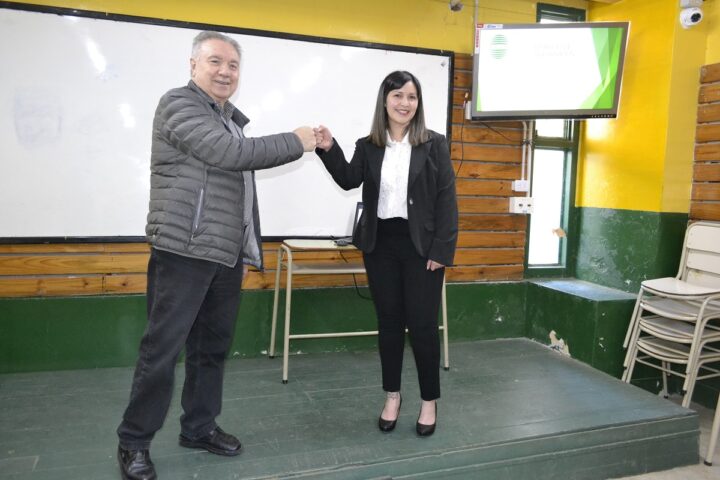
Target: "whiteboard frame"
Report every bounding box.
[0,1,453,244]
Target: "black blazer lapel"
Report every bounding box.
[408,141,431,188]
[367,142,384,188]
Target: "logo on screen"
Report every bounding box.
[491,34,507,59]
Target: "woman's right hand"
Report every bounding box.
[314,125,334,152]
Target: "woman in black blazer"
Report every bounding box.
[315,70,458,437]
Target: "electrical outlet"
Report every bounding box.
[509,197,534,214]
[512,179,529,192]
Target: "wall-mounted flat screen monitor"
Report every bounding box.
[471,22,629,120]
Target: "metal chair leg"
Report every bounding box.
[441,276,449,370]
[268,246,284,359]
[705,393,720,466]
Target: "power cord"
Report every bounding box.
[457,92,467,178]
[479,121,516,143]
[339,250,372,300]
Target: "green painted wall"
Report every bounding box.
[525,279,636,377]
[574,207,689,293]
[445,283,527,341]
[570,208,720,408]
[0,296,147,372]
[0,283,528,374]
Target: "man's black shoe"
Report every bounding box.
[179,426,242,456]
[118,446,157,480]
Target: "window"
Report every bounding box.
[527,122,579,270]
[526,4,584,275]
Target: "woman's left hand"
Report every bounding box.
[314,125,334,152]
[426,259,444,271]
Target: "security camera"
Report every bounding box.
[680,7,703,28]
[449,0,463,11]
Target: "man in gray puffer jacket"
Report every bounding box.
[117,31,316,480]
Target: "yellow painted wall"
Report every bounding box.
[4,0,475,52]
[4,0,587,54]
[581,0,714,213]
[663,7,708,212]
[581,1,674,212]
[477,0,587,23]
[707,0,720,64]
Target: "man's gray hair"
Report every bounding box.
[191,31,242,59]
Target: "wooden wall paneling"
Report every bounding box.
[457,232,526,248]
[454,248,525,265]
[0,243,150,254]
[446,265,524,281]
[701,63,720,83]
[695,143,720,161]
[457,198,514,214]
[0,254,149,276]
[692,183,720,201]
[104,274,147,294]
[448,52,527,282]
[691,62,720,223]
[454,162,521,180]
[454,55,473,71]
[456,179,514,196]
[0,276,104,297]
[458,215,527,231]
[690,203,720,221]
[698,103,720,123]
[699,83,720,104]
[696,124,720,143]
[246,271,367,290]
[451,143,522,163]
[694,163,720,182]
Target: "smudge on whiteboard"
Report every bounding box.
[13,90,62,149]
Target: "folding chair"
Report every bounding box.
[622,221,720,407]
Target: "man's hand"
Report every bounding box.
[314,125,334,152]
[293,126,316,152]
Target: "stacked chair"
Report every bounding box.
[622,221,720,409]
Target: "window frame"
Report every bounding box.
[524,3,585,278]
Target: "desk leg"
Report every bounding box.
[441,276,449,370]
[269,246,284,358]
[282,249,294,384]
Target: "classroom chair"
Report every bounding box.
[622,221,720,408]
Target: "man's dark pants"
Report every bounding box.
[117,248,243,450]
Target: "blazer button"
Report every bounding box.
[408,198,414,205]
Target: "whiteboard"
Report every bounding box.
[0,5,451,240]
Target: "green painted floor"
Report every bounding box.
[0,339,700,479]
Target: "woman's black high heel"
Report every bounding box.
[378,393,402,432]
[416,402,437,437]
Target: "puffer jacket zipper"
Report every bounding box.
[190,167,208,241]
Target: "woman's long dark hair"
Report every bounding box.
[368,70,429,147]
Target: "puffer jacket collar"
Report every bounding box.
[186,80,250,129]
